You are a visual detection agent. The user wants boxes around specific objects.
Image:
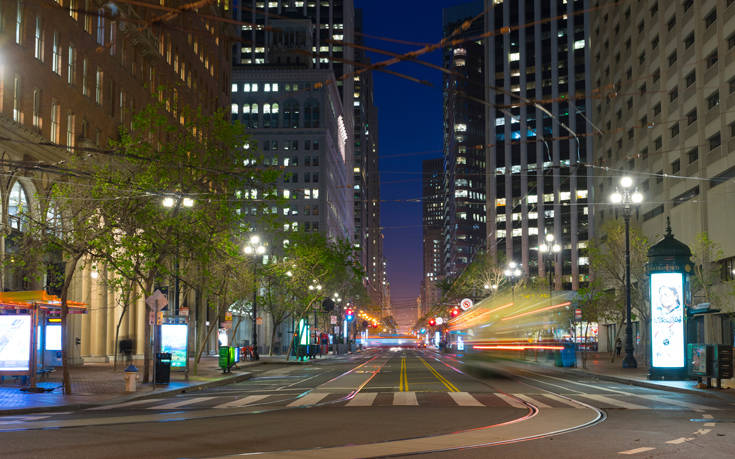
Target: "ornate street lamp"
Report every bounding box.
[609,176,644,369]
[504,261,523,301]
[539,233,562,302]
[244,235,267,360]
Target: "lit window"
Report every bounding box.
[454,123,467,132]
[509,52,520,61]
[574,40,585,49]
[232,83,238,92]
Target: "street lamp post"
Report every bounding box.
[503,261,523,301]
[244,235,267,360]
[162,195,194,317]
[610,176,644,369]
[539,233,562,304]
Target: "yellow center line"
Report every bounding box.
[399,356,409,392]
[419,356,459,392]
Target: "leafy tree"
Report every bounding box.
[588,219,650,364]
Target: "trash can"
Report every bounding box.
[124,365,138,392]
[155,352,172,384]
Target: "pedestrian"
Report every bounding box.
[615,338,622,357]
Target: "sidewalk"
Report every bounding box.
[566,352,735,400]
[0,352,344,415]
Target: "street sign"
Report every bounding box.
[330,315,337,324]
[256,317,263,325]
[460,298,473,311]
[179,307,189,317]
[574,308,582,321]
[146,290,168,311]
[225,312,233,321]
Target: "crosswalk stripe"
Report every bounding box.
[494,393,527,409]
[214,394,270,409]
[393,391,418,406]
[619,447,655,455]
[646,395,718,412]
[287,392,329,407]
[449,392,484,407]
[541,393,585,408]
[513,393,552,408]
[346,392,378,407]
[148,396,216,410]
[87,398,164,411]
[577,394,647,410]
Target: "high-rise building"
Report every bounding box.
[354,9,383,308]
[421,158,443,311]
[484,0,592,290]
[442,1,487,278]
[0,0,230,362]
[229,1,356,242]
[591,1,735,316]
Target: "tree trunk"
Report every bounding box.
[610,317,625,363]
[142,274,155,383]
[112,278,136,370]
[60,254,83,395]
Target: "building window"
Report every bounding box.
[706,50,718,68]
[685,70,695,87]
[52,32,61,74]
[66,112,75,152]
[50,100,60,143]
[82,58,88,96]
[730,77,735,94]
[655,136,663,150]
[671,159,680,174]
[667,15,676,31]
[705,8,717,28]
[683,0,693,12]
[670,122,679,138]
[15,0,23,45]
[729,33,735,50]
[8,182,28,231]
[684,32,694,49]
[34,16,43,61]
[669,86,678,101]
[67,46,75,85]
[707,91,719,109]
[668,50,677,66]
[709,132,721,150]
[32,88,41,128]
[13,75,21,122]
[688,147,698,163]
[651,35,659,50]
[653,103,661,116]
[95,67,103,105]
[96,9,105,45]
[69,0,78,20]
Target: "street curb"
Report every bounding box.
[0,369,257,416]
[569,368,735,400]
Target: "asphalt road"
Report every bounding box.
[0,348,733,458]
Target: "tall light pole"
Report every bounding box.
[162,195,195,317]
[503,261,522,301]
[610,176,644,369]
[244,235,267,360]
[539,233,561,303]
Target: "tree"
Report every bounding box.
[575,279,614,367]
[690,232,725,306]
[588,219,650,364]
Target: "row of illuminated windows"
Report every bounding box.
[232,82,284,93]
[454,190,485,201]
[495,190,588,207]
[457,212,486,223]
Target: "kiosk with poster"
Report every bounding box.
[646,220,692,380]
[0,291,86,390]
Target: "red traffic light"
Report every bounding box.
[428,318,436,327]
[451,308,460,317]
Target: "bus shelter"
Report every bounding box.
[0,291,86,390]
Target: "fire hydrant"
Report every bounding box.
[124,365,139,392]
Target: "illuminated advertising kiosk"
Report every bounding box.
[646,219,692,380]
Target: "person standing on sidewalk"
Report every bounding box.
[615,338,622,357]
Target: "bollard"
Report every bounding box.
[124,364,138,392]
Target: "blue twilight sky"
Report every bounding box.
[356,1,472,312]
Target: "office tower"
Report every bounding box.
[442,1,487,278]
[484,0,592,290]
[421,158,444,311]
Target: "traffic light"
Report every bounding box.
[345,308,354,321]
[428,318,436,327]
[451,308,460,317]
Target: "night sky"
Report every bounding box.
[357,1,472,314]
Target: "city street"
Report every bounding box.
[0,349,732,458]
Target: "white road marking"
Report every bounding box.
[541,393,585,408]
[577,394,647,409]
[214,394,270,409]
[513,393,552,408]
[393,392,418,406]
[286,392,329,407]
[346,392,378,407]
[449,392,484,407]
[704,422,715,427]
[87,398,164,411]
[494,393,527,409]
[148,397,216,410]
[666,437,694,445]
[703,414,714,419]
[647,395,717,412]
[618,447,656,455]
[693,428,711,435]
[0,415,50,421]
